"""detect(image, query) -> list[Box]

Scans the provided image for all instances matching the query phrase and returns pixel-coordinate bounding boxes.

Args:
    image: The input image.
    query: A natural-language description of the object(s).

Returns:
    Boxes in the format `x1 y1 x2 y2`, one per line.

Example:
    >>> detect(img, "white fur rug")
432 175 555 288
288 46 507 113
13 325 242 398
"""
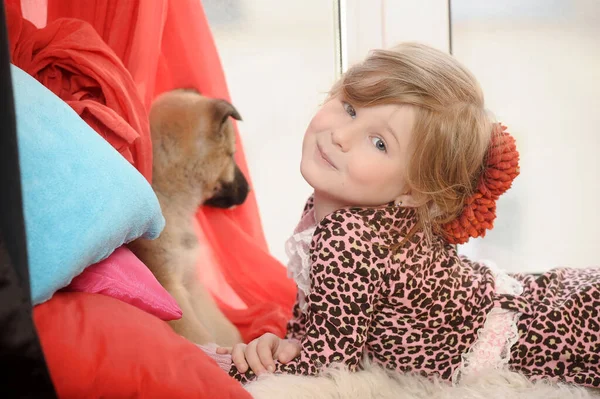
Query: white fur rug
245 364 600 399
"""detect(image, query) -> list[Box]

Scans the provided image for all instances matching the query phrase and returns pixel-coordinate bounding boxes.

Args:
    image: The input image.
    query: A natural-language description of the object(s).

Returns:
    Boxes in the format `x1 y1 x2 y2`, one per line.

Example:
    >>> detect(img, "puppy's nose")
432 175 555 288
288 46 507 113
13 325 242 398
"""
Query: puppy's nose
232 166 250 203
203 166 249 209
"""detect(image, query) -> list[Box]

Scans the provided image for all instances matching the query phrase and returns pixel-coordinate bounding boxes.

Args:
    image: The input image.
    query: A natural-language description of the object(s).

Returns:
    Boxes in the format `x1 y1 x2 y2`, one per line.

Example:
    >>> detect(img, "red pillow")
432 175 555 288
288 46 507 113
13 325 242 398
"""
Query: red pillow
34 292 251 399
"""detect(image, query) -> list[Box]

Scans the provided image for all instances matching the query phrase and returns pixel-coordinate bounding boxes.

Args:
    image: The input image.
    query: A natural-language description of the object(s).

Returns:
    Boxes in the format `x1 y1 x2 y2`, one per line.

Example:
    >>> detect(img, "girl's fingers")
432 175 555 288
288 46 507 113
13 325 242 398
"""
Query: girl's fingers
256 335 277 373
231 344 248 373
277 340 302 363
216 346 232 355
244 339 267 376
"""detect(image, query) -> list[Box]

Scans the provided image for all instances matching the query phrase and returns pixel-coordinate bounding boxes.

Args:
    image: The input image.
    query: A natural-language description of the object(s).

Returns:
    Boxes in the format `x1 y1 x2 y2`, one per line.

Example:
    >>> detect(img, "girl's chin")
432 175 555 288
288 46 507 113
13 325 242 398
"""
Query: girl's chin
300 163 332 191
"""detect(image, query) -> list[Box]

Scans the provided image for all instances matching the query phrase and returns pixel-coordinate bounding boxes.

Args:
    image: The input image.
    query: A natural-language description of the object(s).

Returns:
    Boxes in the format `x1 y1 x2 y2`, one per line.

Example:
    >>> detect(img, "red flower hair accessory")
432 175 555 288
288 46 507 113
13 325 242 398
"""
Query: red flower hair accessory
442 124 520 244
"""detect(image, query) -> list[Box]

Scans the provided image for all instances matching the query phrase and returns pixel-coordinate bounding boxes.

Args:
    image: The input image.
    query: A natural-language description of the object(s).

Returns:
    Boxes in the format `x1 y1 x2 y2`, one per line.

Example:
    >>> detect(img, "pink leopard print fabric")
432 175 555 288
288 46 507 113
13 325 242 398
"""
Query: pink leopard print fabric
229 198 600 388
509 269 600 387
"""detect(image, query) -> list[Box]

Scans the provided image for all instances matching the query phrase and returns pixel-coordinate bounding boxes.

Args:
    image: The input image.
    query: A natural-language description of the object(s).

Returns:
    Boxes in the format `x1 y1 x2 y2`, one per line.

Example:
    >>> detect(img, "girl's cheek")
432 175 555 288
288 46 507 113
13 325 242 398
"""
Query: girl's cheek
346 157 375 184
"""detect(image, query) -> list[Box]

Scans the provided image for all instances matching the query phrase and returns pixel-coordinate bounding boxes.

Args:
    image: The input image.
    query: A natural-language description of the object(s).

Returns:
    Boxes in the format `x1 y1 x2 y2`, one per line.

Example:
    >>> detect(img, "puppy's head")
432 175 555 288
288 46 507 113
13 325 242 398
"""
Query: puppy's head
149 89 249 208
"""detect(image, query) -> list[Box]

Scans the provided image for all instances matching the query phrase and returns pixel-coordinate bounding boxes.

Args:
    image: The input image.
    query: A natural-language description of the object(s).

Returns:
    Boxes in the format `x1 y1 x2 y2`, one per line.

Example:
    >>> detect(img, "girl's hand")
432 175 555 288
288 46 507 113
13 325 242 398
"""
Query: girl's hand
216 333 301 375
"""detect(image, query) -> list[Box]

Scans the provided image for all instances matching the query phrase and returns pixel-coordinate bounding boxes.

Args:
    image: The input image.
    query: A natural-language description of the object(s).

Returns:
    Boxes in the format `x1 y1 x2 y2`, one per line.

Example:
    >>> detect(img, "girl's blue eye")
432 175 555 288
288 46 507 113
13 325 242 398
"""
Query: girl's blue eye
343 102 356 118
371 137 387 152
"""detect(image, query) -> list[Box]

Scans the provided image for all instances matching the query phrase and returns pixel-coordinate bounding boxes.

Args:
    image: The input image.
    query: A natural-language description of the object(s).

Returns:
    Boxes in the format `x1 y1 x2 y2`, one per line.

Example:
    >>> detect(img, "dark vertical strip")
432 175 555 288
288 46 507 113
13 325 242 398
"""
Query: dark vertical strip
0 3 29 292
448 0 453 54
334 0 344 77
0 2 58 397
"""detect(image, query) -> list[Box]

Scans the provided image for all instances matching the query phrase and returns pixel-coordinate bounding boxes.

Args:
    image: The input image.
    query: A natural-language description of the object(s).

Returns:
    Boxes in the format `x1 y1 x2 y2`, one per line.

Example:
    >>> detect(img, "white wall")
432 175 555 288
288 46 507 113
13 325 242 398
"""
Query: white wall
451 0 600 271
342 0 449 64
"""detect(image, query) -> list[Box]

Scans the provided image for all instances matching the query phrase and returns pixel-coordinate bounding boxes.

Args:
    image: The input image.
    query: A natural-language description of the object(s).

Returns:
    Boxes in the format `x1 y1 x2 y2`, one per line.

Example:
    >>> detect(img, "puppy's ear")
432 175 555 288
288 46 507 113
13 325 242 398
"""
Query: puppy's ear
212 99 243 130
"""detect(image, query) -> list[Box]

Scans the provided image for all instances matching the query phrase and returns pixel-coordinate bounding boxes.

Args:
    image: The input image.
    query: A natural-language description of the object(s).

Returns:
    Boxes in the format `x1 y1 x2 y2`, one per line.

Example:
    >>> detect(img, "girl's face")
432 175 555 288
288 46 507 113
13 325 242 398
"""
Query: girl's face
301 96 416 209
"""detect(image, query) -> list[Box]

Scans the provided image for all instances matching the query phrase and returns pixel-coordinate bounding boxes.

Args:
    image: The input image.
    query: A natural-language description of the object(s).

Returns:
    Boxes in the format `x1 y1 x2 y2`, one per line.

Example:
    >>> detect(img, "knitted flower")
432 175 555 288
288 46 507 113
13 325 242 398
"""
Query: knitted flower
442 124 520 244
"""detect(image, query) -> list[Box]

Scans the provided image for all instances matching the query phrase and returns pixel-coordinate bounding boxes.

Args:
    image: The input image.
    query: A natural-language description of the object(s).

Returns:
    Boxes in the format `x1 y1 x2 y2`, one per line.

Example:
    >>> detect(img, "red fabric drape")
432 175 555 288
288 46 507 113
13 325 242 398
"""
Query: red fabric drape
5 0 152 182
19 0 297 341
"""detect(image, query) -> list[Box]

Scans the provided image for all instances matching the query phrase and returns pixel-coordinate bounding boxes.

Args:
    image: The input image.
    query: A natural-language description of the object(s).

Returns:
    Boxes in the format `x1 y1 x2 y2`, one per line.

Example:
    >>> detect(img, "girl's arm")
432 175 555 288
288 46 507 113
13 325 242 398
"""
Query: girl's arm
230 210 388 382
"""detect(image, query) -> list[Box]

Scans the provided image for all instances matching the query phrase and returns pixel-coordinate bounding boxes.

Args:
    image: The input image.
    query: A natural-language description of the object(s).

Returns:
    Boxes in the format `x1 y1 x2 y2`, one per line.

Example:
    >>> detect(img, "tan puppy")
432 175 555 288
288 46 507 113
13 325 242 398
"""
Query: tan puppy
130 89 248 347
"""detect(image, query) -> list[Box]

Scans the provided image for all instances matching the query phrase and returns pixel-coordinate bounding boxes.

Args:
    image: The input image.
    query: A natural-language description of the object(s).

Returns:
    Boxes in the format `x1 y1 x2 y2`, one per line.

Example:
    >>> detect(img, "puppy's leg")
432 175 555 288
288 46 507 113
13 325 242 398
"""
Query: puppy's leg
187 279 242 347
165 282 215 345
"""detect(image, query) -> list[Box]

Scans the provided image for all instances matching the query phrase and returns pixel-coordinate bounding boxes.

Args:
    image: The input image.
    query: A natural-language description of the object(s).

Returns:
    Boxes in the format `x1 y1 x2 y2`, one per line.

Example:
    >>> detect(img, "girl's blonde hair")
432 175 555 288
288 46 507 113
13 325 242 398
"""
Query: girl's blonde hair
330 42 494 237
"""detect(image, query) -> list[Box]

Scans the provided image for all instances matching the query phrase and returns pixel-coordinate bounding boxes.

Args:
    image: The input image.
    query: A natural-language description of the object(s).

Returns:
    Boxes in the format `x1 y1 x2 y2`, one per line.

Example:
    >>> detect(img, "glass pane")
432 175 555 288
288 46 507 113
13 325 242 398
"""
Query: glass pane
451 0 600 272
204 0 338 263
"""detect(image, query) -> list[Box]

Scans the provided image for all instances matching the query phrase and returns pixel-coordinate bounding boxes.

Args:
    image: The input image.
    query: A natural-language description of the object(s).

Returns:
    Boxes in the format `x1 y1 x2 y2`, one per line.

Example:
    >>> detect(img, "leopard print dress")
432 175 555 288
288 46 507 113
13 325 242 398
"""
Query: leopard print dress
229 198 600 388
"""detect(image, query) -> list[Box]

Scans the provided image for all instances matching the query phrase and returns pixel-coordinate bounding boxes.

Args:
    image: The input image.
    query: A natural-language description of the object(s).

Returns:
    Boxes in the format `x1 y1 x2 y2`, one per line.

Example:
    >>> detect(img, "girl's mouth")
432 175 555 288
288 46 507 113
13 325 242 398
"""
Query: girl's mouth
317 143 337 169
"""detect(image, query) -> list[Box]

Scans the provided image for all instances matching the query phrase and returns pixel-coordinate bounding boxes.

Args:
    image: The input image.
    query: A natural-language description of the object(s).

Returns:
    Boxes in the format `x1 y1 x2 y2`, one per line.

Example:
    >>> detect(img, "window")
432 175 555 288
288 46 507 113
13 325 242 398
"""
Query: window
205 0 338 262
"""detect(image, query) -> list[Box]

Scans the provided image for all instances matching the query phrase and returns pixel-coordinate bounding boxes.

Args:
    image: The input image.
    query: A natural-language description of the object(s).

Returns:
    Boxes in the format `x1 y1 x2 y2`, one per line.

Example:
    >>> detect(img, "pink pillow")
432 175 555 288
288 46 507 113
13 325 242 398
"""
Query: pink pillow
64 246 182 320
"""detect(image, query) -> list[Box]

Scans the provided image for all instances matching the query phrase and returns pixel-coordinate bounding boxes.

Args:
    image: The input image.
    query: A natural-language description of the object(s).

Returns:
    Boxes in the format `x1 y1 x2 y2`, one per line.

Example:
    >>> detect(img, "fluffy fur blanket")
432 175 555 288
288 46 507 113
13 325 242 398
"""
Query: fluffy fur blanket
245 364 600 399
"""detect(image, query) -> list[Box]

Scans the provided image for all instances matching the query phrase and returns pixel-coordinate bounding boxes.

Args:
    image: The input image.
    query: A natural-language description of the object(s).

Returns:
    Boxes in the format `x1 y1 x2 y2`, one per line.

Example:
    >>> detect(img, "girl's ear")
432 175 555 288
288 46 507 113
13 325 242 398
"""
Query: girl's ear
394 192 419 208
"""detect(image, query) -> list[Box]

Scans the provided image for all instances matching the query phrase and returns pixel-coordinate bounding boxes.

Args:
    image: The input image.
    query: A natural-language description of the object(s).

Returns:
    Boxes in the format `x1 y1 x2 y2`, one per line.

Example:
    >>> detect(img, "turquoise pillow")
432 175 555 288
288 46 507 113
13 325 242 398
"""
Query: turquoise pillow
11 64 165 304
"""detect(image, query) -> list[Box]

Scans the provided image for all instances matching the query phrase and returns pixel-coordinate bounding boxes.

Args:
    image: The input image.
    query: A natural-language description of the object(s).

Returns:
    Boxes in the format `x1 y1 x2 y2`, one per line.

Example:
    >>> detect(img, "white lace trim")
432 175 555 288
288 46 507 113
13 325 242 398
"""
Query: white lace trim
285 226 316 312
452 260 523 385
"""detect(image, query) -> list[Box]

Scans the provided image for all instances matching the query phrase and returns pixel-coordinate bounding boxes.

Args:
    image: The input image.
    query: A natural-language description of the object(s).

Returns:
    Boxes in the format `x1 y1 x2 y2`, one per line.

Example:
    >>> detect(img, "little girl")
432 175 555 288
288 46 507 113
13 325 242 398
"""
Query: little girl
210 42 600 388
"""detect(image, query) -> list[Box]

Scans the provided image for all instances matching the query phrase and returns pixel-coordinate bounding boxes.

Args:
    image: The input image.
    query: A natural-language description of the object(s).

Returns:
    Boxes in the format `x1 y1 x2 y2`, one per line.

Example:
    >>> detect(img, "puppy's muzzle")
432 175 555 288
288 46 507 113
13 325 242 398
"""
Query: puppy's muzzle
204 165 250 209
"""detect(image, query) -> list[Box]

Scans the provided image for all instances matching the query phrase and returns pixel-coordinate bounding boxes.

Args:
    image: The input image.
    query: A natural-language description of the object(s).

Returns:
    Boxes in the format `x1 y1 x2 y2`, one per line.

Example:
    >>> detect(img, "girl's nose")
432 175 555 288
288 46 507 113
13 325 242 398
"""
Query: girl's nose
331 125 356 152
